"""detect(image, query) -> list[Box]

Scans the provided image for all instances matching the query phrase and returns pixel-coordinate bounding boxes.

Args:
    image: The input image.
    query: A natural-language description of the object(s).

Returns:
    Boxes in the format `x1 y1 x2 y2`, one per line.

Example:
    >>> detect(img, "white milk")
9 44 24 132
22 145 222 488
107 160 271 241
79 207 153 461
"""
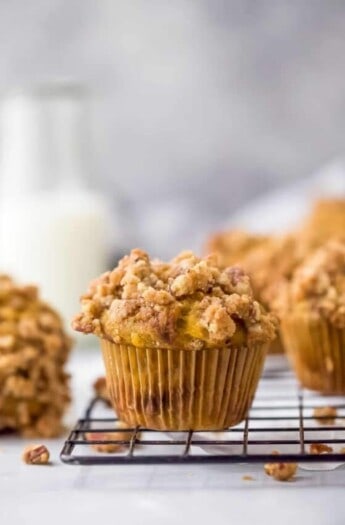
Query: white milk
0 85 110 336
0 190 108 325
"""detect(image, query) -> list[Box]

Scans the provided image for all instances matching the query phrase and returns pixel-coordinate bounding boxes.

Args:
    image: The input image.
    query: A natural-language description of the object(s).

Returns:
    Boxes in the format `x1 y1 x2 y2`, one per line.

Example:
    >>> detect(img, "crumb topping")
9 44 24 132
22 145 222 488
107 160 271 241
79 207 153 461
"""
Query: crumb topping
300 199 345 248
0 275 72 437
205 230 304 313
286 239 345 328
241 235 303 306
205 230 270 268
73 249 276 350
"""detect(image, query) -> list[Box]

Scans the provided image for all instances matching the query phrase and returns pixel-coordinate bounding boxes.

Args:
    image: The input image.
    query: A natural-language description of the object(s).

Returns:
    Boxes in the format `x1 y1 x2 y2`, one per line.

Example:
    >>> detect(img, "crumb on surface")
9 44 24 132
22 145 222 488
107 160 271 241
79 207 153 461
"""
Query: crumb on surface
313 406 338 425
309 443 334 455
85 421 135 454
242 475 255 481
22 444 50 465
264 461 298 481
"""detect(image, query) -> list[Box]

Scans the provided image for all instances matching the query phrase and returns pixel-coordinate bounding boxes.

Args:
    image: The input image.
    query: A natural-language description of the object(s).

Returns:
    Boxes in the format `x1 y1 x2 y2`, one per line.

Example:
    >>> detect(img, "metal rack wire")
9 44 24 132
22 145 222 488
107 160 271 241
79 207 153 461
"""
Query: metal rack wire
60 370 345 465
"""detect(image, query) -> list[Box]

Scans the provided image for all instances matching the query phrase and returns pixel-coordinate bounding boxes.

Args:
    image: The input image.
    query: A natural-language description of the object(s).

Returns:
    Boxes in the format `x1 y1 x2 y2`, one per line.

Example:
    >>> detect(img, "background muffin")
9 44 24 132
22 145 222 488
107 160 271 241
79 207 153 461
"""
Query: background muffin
0 276 72 437
280 239 345 394
205 230 302 354
205 230 271 268
73 249 276 430
299 199 345 249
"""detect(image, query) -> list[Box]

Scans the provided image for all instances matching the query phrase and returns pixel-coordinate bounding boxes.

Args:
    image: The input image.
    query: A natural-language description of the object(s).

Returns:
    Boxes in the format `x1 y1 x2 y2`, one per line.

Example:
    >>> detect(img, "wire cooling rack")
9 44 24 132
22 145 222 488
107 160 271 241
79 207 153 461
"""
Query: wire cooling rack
60 369 345 465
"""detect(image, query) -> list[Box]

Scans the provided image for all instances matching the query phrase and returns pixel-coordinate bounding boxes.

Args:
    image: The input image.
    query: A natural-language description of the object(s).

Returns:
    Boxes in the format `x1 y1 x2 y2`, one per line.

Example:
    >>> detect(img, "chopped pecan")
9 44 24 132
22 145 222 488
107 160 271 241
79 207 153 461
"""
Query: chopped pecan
22 444 50 464
264 462 298 481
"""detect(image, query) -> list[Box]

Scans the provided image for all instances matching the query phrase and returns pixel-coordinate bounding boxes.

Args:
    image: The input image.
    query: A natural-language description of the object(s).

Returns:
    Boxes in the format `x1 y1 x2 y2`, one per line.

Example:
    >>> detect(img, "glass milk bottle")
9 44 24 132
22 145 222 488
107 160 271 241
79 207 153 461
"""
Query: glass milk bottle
0 84 109 338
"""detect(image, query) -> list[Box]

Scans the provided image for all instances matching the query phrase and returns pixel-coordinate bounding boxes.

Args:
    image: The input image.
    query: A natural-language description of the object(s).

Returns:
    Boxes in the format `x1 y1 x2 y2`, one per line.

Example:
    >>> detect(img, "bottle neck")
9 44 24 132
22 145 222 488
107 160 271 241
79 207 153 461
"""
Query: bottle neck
0 85 87 197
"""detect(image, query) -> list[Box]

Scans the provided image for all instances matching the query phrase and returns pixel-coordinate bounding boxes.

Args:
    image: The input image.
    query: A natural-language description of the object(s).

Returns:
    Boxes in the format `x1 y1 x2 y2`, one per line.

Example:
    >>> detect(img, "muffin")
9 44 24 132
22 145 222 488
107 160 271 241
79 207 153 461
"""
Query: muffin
0 275 72 437
299 199 345 249
205 231 302 355
205 230 271 268
280 239 345 394
73 249 276 430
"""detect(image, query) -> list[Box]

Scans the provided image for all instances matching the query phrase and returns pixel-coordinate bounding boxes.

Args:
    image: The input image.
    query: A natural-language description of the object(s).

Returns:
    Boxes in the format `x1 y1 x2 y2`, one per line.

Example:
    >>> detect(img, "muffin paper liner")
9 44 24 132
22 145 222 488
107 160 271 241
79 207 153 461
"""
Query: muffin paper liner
101 341 267 430
281 314 345 394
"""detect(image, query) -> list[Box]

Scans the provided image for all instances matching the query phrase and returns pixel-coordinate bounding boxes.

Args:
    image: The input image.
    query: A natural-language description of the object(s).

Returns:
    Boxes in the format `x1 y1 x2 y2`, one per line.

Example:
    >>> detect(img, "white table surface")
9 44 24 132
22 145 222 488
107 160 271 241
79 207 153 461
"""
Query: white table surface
1 348 345 525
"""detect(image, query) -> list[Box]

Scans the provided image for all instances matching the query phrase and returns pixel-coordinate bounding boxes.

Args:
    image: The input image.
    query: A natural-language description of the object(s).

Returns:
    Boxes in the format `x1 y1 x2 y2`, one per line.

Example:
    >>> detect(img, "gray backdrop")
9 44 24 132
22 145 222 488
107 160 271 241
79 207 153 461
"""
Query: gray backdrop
1 0 344 255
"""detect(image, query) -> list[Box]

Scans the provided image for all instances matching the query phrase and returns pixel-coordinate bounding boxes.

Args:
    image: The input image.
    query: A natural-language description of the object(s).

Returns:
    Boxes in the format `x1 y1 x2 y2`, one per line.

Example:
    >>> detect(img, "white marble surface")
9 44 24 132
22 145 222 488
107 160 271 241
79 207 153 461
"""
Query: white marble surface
1 348 345 525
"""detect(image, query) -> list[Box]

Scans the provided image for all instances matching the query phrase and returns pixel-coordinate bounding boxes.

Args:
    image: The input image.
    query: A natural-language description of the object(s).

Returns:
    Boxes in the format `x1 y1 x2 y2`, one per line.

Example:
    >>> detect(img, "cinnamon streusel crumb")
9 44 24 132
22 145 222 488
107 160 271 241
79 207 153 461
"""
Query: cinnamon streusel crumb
0 275 72 437
309 443 333 455
313 406 337 425
73 249 277 350
264 461 298 481
205 230 304 315
285 239 345 328
205 230 271 268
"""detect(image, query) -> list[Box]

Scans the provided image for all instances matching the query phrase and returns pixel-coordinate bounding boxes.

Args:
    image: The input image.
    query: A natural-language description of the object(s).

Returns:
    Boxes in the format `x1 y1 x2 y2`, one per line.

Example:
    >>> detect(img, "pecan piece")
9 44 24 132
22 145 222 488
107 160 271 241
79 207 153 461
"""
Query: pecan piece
264 462 298 481
309 443 333 455
22 444 50 465
313 406 337 425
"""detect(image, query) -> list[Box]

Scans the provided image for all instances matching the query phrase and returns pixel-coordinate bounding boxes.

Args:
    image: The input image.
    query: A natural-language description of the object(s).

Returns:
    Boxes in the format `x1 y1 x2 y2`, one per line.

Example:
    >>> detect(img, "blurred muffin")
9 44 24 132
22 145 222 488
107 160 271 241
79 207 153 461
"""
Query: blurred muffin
73 249 276 430
280 239 345 394
205 231 303 354
300 199 345 248
0 276 72 437
205 230 271 268
242 235 303 306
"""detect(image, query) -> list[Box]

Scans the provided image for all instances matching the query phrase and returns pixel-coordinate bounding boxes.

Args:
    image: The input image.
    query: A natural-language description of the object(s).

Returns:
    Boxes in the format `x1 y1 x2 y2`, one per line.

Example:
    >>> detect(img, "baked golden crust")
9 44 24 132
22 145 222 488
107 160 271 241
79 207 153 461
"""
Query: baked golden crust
73 249 277 350
0 275 72 437
282 239 345 328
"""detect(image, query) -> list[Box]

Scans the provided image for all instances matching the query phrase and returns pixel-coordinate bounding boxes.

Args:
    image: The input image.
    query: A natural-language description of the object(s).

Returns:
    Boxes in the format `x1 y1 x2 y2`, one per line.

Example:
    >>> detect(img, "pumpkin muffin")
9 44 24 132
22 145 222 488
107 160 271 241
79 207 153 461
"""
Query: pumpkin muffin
205 230 271 268
280 239 345 394
299 199 345 249
0 275 72 437
205 231 303 354
73 249 276 430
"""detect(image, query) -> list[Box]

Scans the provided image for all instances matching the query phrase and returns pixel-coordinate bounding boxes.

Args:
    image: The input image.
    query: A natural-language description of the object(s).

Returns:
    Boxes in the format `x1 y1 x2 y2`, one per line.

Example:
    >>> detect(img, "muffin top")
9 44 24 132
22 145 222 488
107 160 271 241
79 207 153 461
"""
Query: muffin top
0 275 72 437
205 229 271 268
242 234 304 308
73 249 277 350
283 239 345 328
206 229 303 311
300 199 345 248
0 275 72 359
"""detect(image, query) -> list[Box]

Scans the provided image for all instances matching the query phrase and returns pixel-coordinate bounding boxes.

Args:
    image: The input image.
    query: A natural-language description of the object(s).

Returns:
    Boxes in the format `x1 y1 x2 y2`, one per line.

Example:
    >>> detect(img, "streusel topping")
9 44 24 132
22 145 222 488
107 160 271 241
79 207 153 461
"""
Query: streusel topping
205 230 304 312
243 234 305 309
0 275 72 437
73 249 276 350
205 230 271 268
300 199 345 249
285 239 345 328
